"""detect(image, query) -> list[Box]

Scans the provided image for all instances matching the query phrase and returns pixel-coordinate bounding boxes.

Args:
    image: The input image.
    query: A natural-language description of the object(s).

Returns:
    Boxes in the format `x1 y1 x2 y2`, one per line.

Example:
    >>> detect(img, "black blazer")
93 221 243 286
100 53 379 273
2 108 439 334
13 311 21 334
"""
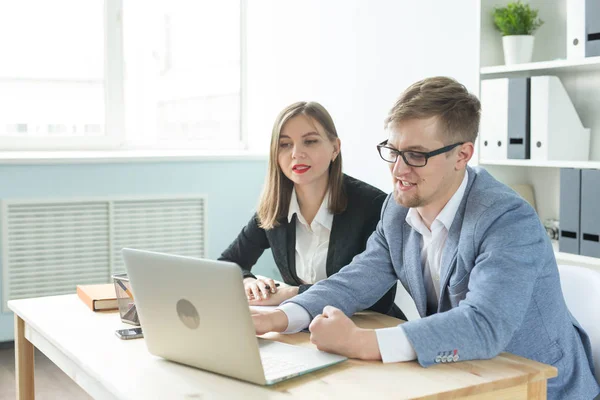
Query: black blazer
219 174 403 318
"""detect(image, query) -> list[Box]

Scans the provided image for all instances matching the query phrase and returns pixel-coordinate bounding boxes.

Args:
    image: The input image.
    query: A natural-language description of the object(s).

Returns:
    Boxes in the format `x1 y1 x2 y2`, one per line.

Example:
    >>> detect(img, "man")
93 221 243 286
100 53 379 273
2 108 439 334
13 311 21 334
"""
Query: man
252 76 600 399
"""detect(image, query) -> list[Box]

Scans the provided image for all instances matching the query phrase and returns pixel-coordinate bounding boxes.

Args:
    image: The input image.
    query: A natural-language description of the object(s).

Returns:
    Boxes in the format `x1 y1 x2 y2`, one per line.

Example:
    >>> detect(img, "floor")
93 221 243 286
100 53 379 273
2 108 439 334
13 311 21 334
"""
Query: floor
0 343 91 400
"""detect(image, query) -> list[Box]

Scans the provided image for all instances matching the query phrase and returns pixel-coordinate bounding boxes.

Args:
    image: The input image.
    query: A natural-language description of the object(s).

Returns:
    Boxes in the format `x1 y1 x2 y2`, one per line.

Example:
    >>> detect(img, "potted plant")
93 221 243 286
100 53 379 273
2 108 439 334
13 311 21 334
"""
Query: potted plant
493 1 544 65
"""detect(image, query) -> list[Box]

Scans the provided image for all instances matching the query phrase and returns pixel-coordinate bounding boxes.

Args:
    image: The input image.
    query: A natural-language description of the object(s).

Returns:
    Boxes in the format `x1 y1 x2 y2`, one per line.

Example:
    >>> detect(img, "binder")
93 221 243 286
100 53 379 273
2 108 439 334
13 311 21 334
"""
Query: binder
588 0 600 57
479 79 508 161
530 76 590 161
559 168 581 255
567 0 600 59
507 78 530 160
580 169 600 257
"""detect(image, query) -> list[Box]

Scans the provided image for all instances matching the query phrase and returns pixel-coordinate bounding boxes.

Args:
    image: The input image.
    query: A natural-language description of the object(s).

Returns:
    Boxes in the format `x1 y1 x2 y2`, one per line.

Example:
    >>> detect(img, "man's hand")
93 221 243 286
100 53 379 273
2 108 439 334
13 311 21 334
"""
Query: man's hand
308 306 382 361
248 286 299 306
251 309 289 335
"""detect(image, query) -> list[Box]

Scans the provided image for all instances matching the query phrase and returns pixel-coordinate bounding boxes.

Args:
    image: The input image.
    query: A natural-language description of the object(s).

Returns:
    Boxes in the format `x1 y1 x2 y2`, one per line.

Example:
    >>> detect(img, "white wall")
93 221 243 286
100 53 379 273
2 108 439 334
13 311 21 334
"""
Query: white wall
245 1 481 320
246 0 481 193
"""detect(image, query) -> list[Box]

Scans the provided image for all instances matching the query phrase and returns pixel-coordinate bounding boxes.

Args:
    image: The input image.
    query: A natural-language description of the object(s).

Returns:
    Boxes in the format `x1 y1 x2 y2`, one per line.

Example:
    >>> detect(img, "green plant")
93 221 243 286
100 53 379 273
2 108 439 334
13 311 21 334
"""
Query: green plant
493 1 544 36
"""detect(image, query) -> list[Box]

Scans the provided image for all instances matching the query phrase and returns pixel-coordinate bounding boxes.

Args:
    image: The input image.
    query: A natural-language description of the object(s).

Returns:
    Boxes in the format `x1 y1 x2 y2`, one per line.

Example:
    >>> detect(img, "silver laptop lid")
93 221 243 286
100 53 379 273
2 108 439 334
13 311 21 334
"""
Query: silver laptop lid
122 248 267 385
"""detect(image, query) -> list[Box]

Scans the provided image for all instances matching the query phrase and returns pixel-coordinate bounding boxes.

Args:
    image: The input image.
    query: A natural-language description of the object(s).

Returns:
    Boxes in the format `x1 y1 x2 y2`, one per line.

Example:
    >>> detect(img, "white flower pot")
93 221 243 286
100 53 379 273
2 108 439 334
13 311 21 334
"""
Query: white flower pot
502 35 535 65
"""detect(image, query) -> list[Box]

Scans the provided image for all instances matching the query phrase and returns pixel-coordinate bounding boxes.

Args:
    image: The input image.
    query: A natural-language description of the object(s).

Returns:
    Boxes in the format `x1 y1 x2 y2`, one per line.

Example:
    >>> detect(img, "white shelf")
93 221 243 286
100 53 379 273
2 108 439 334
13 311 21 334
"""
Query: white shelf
555 251 600 268
479 159 600 169
480 56 600 79
552 242 600 269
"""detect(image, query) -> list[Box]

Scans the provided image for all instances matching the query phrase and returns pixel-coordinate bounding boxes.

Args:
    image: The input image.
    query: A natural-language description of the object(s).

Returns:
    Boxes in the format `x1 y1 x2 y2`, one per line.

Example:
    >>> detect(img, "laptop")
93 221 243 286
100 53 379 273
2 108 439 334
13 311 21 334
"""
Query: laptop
122 248 347 385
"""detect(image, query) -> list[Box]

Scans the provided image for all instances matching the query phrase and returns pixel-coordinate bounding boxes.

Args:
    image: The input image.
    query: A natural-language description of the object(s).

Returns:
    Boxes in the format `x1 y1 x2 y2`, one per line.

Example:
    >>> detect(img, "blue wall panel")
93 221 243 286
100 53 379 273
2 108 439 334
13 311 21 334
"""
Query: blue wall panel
0 160 279 341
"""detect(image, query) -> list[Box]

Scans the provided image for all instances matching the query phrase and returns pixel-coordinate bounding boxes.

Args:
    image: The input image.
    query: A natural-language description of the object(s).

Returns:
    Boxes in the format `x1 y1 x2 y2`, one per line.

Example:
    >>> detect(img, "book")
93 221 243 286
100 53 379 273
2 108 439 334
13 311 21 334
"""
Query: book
77 283 118 311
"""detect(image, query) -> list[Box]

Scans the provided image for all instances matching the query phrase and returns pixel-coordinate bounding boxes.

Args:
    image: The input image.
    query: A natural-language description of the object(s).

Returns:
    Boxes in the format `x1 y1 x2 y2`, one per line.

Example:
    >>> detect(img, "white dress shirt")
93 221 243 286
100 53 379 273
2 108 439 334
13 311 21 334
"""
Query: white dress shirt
377 170 469 362
405 170 469 313
279 171 470 363
287 189 333 285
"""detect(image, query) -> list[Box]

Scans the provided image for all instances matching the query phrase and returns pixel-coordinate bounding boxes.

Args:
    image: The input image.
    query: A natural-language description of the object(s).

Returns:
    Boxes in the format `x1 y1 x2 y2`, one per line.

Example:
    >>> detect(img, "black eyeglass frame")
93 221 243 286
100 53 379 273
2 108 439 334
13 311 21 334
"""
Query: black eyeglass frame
376 140 465 167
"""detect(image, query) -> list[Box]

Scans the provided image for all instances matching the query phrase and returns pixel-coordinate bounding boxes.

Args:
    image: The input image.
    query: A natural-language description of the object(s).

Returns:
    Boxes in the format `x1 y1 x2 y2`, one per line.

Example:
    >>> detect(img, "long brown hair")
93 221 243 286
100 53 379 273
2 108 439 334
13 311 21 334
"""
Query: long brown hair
257 101 346 229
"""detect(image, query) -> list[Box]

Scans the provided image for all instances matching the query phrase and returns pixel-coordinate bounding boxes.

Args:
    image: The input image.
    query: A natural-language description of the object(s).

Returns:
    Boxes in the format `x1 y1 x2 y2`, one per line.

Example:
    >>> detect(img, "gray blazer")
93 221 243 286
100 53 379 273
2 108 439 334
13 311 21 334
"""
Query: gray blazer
286 166 600 399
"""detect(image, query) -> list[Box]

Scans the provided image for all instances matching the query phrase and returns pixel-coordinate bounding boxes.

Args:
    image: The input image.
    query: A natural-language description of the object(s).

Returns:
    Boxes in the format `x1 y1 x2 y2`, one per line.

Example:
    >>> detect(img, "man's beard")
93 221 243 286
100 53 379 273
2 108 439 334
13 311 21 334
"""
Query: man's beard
393 188 423 208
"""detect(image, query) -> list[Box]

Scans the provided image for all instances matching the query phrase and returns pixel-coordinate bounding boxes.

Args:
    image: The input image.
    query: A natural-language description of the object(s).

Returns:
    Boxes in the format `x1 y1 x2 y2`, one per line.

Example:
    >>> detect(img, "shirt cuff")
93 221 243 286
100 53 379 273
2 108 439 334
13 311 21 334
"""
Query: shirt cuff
375 325 417 363
277 303 311 334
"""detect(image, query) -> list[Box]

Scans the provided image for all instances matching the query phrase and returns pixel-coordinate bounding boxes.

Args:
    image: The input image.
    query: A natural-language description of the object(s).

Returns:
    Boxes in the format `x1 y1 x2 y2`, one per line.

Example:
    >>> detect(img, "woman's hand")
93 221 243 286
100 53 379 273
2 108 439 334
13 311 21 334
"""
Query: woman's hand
248 286 300 306
243 277 278 301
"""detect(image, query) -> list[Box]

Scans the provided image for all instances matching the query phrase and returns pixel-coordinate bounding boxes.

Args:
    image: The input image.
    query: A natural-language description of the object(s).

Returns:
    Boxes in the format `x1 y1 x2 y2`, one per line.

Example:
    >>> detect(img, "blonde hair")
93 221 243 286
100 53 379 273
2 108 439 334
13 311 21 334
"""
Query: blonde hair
384 76 481 144
257 101 346 229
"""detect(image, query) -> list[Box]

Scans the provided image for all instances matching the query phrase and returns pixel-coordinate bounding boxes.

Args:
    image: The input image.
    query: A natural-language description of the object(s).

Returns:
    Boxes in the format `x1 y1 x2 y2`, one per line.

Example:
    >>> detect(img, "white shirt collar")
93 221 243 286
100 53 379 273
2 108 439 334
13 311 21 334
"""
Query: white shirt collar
287 188 334 230
405 170 469 235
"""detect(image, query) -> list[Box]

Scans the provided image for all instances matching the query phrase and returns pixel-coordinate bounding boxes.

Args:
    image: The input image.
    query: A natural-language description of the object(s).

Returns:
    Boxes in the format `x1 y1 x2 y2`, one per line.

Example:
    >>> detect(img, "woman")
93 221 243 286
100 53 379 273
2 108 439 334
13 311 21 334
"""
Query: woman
219 101 403 318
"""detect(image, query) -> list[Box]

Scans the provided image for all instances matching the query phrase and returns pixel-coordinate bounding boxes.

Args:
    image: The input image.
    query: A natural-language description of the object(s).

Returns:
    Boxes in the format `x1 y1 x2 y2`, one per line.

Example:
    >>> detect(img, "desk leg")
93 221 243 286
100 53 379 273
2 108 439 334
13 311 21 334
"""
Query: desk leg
527 380 547 399
14 314 35 400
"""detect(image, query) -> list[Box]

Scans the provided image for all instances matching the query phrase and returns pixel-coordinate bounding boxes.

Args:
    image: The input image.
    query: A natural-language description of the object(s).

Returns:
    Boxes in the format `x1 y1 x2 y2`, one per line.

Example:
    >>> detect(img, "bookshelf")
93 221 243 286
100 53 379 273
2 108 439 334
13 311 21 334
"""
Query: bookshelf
479 0 600 269
479 159 600 169
480 56 600 78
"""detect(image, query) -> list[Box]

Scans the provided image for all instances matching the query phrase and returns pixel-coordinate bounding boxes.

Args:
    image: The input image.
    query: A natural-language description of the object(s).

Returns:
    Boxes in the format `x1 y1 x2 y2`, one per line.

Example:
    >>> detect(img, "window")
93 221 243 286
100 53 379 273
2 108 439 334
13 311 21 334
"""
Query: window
122 1 242 149
0 0 242 151
0 1 109 149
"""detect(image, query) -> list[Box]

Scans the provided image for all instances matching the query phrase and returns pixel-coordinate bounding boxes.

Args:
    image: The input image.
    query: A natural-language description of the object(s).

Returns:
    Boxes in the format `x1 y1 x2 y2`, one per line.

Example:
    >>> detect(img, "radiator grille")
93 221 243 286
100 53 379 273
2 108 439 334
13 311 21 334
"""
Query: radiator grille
2 196 206 311
111 198 206 274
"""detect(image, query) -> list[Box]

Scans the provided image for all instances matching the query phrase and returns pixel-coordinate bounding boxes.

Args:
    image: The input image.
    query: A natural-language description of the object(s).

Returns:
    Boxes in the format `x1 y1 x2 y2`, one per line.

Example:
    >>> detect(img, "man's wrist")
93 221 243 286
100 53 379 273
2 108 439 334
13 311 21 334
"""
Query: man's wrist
355 328 382 361
271 310 289 333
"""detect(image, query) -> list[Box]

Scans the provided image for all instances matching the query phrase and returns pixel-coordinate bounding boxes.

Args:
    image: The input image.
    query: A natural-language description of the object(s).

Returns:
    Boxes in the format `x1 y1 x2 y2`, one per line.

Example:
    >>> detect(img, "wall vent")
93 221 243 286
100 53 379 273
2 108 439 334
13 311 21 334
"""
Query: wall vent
2 196 206 311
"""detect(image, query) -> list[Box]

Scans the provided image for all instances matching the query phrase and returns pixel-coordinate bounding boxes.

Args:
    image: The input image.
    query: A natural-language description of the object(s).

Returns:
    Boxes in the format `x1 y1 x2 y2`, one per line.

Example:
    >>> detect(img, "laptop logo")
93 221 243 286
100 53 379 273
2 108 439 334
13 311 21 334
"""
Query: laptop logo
176 299 200 329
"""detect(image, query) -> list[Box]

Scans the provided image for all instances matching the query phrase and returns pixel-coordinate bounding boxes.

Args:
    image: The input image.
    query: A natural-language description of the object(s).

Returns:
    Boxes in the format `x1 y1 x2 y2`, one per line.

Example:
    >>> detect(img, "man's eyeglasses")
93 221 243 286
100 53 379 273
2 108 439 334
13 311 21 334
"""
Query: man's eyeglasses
376 140 464 167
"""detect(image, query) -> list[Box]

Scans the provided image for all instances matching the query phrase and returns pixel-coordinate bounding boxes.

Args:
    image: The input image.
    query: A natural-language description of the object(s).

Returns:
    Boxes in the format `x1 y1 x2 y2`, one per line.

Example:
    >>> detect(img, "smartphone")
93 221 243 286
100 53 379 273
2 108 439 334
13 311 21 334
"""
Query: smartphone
115 327 143 340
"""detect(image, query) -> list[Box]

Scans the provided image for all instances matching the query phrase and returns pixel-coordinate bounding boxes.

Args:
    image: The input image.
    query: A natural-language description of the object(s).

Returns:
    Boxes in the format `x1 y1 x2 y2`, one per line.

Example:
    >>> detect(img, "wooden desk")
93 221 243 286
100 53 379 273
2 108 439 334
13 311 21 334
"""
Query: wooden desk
9 295 557 399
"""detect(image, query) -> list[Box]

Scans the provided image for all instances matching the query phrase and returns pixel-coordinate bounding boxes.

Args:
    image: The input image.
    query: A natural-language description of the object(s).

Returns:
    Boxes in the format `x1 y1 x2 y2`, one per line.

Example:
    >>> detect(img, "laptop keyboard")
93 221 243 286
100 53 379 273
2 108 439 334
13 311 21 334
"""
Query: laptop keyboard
261 355 310 378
